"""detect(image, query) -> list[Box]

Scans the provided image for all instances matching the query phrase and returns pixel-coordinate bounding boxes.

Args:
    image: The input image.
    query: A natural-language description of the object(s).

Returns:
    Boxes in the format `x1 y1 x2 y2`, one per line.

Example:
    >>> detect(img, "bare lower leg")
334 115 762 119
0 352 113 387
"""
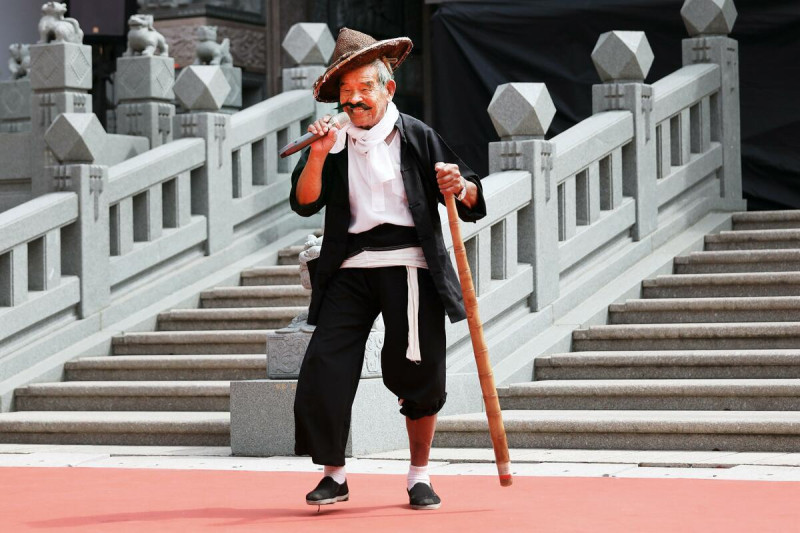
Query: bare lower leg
407 414 437 466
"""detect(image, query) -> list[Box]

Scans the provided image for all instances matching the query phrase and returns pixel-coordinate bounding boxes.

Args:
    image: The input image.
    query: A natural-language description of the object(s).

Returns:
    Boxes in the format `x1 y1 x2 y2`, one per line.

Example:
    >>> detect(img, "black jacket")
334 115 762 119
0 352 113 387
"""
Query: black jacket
290 112 487 324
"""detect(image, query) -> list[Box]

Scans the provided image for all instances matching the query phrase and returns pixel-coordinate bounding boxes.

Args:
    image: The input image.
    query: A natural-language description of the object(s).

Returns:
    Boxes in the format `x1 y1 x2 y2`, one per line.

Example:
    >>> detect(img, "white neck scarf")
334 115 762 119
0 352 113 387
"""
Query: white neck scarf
330 101 400 212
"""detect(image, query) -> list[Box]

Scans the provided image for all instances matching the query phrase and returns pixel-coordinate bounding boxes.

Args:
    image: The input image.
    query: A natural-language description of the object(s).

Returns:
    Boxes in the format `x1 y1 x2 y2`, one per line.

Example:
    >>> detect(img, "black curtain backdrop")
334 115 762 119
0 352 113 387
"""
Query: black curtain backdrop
431 0 800 210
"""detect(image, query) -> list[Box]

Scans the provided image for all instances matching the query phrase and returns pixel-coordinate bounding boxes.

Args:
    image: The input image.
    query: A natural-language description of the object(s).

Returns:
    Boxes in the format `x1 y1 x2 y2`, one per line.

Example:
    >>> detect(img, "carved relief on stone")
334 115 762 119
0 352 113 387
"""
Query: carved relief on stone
125 15 169 57
154 19 265 71
38 2 84 44
9 44 30 79
194 25 232 65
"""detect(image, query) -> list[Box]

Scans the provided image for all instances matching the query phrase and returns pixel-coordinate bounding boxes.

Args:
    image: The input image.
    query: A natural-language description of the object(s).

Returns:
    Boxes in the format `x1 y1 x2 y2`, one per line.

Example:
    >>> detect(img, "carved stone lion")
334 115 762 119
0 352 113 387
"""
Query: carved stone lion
194 26 232 66
124 14 169 57
8 44 30 79
38 2 84 44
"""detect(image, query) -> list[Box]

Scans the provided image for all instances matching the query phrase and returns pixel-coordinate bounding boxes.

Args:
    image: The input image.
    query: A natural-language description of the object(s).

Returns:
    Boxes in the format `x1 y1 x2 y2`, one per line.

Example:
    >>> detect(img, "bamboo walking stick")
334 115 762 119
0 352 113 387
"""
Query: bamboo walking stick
445 193 512 487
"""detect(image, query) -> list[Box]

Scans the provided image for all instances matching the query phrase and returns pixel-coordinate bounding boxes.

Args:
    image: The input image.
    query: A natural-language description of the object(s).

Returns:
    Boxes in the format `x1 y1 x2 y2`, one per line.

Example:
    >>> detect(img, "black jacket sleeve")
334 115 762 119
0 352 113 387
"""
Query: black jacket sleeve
289 148 328 217
425 128 487 223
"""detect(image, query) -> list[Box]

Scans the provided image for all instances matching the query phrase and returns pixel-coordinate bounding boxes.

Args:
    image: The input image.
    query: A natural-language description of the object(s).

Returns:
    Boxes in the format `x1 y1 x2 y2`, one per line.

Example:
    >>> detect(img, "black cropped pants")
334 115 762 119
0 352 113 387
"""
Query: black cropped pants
293 266 447 466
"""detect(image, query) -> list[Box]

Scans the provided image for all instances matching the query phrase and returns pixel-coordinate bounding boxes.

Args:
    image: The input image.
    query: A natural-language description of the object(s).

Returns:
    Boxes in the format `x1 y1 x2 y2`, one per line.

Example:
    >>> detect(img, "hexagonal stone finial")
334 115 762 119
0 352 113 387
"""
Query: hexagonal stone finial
282 23 335 66
592 31 654 83
488 83 556 140
174 65 231 111
45 113 106 163
681 0 737 37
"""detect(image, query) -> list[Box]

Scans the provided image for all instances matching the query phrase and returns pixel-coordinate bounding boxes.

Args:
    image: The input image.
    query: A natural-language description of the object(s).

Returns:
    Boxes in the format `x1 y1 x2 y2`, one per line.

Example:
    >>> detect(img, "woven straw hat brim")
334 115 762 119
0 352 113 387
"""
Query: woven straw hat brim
313 37 413 103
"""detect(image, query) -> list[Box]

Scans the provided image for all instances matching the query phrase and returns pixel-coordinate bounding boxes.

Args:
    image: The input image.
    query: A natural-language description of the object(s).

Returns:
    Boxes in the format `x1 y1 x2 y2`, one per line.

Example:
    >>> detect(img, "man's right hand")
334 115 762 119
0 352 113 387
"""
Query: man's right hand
308 115 340 155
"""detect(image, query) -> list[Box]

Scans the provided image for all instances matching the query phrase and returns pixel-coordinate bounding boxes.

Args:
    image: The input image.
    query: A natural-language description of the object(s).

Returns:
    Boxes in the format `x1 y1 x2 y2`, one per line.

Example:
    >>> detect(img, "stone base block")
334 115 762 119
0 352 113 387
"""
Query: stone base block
116 55 175 102
0 79 31 121
30 43 92 91
282 66 326 92
230 372 482 457
0 120 30 133
266 328 383 379
32 91 92 130
116 102 175 147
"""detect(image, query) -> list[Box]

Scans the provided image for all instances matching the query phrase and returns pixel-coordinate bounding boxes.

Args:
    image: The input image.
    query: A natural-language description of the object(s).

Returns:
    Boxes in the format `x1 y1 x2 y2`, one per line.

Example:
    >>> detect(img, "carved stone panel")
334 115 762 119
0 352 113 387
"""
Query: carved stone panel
154 17 266 72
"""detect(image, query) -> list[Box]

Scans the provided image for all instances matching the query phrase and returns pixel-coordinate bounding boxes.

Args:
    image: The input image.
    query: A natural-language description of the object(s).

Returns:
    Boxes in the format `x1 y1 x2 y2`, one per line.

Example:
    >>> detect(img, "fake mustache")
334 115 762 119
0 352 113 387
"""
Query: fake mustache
342 102 372 111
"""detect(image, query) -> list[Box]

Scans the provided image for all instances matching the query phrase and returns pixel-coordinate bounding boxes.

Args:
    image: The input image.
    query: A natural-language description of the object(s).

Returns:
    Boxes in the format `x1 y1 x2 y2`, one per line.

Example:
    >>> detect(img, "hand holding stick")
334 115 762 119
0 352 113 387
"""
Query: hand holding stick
444 192 512 487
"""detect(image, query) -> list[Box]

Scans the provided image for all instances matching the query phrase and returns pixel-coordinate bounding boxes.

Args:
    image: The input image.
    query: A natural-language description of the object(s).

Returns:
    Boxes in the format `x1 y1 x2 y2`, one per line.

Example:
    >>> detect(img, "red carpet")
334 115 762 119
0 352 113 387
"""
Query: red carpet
1 467 799 532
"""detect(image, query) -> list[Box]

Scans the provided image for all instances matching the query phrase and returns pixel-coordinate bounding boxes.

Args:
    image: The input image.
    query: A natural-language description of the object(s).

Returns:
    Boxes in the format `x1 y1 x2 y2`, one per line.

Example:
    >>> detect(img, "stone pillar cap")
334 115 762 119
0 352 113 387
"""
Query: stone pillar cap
592 31 654 83
174 65 231 111
681 0 738 37
282 23 335 66
488 82 556 140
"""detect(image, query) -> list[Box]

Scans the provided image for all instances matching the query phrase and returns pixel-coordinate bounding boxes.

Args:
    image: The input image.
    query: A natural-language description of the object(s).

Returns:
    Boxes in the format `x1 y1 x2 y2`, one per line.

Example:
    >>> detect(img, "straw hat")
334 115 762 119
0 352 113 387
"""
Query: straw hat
313 27 413 103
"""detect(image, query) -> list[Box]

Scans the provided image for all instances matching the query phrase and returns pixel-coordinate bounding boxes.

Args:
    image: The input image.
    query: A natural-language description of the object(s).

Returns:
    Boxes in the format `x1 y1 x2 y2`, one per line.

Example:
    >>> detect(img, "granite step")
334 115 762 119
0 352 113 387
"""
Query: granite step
65 355 266 381
732 210 800 231
572 323 800 351
609 296 800 324
157 307 305 331
0 411 230 446
199 286 311 308
705 228 800 251
534 350 800 380
112 331 271 355
498 379 800 411
277 245 305 265
14 381 231 411
642 272 800 298
673 250 800 274
240 265 301 286
433 410 800 452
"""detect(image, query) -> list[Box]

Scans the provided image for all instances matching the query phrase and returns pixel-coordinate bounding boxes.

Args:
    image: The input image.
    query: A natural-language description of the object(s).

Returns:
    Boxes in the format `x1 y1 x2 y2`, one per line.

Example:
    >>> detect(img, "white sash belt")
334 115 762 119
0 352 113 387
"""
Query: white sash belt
340 247 428 363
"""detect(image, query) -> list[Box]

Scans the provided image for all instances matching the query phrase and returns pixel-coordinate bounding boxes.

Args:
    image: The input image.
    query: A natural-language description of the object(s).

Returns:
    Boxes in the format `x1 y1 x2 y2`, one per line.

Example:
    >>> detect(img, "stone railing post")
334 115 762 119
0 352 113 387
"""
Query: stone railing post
44 113 110 317
172 65 233 255
591 31 657 241
487 83 558 311
681 0 742 209
115 34 176 147
281 23 336 117
28 39 93 198
281 23 333 92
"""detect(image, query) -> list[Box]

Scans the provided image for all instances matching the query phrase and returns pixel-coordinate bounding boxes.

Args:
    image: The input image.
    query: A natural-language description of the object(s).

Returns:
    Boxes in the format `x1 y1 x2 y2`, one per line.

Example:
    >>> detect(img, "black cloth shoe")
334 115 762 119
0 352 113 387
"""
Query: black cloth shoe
306 476 349 505
408 482 441 510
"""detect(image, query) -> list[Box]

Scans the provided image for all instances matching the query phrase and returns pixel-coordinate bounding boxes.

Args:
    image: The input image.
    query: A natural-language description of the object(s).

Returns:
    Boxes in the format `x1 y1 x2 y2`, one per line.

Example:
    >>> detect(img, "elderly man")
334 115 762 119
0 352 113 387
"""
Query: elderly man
290 27 486 510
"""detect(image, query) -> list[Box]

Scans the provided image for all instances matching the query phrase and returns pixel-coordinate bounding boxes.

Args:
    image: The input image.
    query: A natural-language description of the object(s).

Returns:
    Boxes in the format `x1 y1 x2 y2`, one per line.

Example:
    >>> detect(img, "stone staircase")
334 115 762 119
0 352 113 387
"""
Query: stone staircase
0 245 309 445
435 211 800 452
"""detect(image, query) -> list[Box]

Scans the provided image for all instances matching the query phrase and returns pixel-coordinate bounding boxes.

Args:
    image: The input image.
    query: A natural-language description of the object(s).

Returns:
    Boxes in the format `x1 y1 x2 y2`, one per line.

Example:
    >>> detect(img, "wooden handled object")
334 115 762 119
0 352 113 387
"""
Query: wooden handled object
445 194 512 487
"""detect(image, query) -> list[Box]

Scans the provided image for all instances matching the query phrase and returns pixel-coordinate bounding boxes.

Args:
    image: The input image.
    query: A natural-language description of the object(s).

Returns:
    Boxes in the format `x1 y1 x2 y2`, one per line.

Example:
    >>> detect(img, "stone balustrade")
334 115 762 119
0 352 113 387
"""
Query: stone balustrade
0 1 745 406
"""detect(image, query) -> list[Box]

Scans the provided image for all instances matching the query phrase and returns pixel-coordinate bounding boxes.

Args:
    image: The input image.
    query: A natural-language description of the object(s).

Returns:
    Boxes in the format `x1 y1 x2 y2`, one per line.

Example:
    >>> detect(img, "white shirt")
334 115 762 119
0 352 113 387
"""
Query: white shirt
347 129 415 233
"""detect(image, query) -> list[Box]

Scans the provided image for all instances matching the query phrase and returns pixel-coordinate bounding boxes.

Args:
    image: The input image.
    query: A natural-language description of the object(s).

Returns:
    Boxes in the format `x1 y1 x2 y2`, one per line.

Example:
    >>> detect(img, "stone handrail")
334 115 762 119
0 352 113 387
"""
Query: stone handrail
106 138 207 291
0 193 79 341
228 90 317 228
484 5 742 313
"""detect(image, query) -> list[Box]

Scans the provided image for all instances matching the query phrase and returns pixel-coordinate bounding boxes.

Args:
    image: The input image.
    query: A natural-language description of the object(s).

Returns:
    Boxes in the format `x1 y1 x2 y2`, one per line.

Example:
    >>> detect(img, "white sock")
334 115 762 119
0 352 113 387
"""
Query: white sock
323 465 346 484
407 464 430 490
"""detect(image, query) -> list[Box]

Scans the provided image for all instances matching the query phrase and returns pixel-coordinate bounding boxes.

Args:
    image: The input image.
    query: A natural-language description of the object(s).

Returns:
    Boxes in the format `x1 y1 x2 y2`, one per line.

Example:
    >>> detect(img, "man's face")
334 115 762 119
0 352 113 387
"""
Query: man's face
339 63 396 129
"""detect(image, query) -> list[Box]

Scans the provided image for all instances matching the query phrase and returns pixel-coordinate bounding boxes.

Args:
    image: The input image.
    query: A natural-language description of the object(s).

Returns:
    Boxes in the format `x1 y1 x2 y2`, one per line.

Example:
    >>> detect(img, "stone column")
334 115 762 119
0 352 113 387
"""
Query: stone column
44 113 110 318
591 31 657 241
28 41 93 198
281 23 336 117
680 0 743 209
487 83 558 311
172 65 233 255
115 55 176 147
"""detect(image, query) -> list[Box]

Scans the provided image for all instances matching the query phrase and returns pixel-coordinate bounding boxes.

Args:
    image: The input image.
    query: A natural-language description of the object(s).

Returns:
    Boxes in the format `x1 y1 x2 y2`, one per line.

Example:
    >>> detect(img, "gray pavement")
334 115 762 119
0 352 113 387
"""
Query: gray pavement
2 444 800 482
